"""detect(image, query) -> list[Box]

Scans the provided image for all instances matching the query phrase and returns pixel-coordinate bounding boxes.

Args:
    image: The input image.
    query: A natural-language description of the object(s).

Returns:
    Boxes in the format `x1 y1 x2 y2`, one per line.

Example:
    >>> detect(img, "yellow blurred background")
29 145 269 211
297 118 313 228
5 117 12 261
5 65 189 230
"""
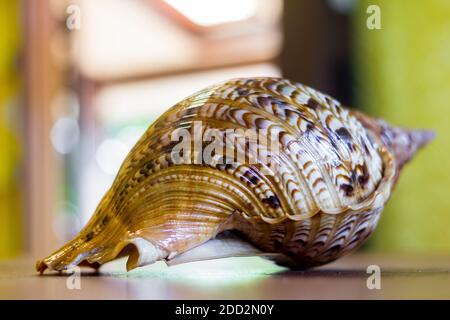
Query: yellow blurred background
0 0 449 260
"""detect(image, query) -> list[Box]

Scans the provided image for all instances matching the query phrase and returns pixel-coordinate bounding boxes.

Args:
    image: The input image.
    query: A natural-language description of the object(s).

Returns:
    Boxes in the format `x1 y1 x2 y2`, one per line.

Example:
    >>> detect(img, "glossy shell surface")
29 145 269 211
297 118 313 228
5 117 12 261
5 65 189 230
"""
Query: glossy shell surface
37 77 431 273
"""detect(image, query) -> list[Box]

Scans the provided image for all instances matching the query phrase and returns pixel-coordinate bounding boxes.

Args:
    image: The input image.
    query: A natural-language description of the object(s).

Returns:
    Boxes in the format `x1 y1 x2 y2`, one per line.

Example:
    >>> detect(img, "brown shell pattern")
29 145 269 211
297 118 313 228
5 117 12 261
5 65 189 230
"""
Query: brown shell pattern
37 77 426 273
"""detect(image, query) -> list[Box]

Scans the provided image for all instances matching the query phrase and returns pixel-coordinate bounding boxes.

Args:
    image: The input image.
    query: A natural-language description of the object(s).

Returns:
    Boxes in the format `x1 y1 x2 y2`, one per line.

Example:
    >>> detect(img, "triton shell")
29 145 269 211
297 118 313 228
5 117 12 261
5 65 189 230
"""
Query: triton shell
36 77 434 273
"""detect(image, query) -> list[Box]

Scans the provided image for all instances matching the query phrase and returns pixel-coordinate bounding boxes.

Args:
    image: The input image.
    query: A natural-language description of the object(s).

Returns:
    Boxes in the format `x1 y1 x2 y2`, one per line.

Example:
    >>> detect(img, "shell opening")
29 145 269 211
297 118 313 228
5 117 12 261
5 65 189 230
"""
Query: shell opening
114 237 169 272
118 243 141 272
36 236 169 274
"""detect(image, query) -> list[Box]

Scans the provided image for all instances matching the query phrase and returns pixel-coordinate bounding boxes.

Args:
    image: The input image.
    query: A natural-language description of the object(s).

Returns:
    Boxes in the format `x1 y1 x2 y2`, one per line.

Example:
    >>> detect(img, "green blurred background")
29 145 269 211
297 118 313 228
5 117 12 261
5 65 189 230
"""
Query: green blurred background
0 0 449 259
0 0 22 258
355 0 450 252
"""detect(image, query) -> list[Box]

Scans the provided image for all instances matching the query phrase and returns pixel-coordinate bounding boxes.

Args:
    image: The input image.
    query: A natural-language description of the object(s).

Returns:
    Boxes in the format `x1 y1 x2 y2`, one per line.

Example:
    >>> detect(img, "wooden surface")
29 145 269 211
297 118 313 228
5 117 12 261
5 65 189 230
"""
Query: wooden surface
1 253 450 299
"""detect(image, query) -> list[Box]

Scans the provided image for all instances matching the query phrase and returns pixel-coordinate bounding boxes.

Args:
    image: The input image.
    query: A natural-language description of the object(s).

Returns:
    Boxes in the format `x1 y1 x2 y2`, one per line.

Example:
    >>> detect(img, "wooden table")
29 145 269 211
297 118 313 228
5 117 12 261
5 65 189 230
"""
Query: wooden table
1 253 450 299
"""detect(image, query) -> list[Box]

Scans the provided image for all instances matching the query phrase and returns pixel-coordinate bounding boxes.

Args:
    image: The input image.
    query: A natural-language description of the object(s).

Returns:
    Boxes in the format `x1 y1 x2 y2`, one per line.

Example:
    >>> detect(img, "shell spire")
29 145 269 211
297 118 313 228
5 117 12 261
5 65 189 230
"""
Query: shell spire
379 126 435 170
351 110 435 170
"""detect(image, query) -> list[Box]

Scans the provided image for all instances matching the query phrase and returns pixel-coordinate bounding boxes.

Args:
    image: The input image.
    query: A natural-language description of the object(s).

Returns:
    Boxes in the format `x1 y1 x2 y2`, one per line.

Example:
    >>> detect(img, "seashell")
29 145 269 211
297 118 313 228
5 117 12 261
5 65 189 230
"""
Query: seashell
36 77 434 273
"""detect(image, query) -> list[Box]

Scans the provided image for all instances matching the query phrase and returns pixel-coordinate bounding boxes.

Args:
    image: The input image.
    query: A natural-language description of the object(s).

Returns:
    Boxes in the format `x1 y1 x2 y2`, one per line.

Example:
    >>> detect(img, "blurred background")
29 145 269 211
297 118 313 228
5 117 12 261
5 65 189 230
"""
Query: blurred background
0 0 448 261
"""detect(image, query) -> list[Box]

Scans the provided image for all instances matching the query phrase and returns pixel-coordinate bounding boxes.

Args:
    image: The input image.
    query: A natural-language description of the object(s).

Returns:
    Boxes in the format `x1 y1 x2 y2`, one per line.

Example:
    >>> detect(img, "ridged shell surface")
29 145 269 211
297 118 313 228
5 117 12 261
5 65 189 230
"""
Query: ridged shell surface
37 77 413 273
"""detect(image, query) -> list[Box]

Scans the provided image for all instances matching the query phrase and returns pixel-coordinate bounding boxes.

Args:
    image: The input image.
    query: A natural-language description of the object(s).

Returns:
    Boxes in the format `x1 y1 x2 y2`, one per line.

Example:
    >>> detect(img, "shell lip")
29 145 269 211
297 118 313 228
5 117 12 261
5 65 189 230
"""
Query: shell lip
36 260 48 274
35 237 170 274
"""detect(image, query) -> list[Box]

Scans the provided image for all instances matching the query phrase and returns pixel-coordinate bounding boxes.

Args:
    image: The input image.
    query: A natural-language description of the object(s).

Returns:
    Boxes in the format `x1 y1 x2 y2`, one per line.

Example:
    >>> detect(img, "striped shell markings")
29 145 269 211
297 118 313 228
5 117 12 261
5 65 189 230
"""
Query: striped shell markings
36 78 434 273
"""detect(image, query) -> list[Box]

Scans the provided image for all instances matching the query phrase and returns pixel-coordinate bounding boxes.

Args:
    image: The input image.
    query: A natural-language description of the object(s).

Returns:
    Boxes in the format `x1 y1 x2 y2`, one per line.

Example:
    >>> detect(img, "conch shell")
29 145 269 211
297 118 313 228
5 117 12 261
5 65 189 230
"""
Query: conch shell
37 78 434 273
